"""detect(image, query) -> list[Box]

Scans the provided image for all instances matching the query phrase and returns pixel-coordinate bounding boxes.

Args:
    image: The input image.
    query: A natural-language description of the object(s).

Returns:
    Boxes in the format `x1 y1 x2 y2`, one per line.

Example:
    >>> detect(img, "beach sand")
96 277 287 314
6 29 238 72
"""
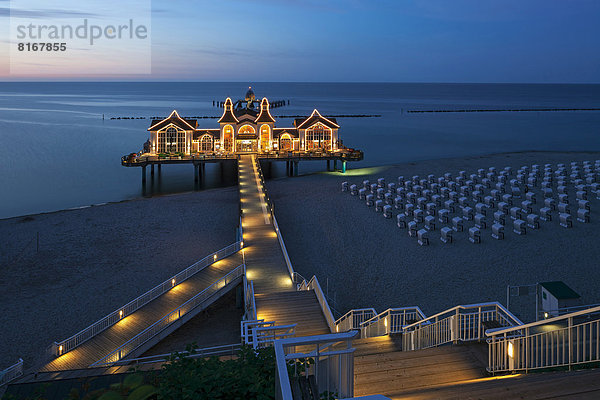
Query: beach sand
0 188 239 369
266 151 600 320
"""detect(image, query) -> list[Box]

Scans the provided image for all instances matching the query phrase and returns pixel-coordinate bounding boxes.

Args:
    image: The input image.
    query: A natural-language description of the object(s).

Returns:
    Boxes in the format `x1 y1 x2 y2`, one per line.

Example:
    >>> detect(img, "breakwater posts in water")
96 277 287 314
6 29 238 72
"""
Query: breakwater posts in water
407 108 600 113
110 114 382 120
213 99 290 108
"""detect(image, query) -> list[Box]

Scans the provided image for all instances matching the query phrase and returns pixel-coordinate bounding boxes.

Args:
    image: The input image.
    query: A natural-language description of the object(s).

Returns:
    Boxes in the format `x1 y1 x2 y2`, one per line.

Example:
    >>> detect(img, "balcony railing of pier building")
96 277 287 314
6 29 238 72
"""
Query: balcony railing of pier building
0 359 23 387
91 264 246 366
401 302 522 351
51 223 244 358
487 305 600 373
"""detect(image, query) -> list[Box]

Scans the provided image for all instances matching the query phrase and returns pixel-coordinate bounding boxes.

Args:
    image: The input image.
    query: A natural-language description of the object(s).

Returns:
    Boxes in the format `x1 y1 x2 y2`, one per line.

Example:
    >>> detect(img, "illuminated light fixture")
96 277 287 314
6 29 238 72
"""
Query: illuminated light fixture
241 241 244 248
336 325 339 332
543 312 549 319
384 317 388 328
507 342 514 358
172 278 176 286
119 310 123 319
59 345 63 354
214 254 217 261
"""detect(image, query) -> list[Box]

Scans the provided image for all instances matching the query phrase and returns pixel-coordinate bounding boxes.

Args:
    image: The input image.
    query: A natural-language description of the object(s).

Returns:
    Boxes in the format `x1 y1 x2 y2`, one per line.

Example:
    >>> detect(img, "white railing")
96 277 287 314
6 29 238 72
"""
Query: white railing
299 276 336 333
275 331 358 400
241 319 296 349
103 343 242 367
487 305 600 373
243 275 257 321
90 264 245 367
402 302 523 351
52 238 243 357
272 214 295 281
0 359 23 387
360 307 427 338
335 308 377 333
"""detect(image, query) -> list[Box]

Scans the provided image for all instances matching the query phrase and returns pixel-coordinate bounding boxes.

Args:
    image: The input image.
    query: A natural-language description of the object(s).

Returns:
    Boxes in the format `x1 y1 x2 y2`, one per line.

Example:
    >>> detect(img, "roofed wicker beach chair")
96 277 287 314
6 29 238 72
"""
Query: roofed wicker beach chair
522 200 533 214
558 193 569 204
397 213 407 228
491 223 504 240
385 192 393 205
576 190 587 200
383 205 393 219
484 195 495 208
526 191 537 204
510 206 523 220
544 197 556 211
377 188 385 200
408 221 418 237
542 188 553 198
417 228 430 246
370 183 378 194
469 227 481 244
540 207 552 222
425 215 436 231
497 201 509 214
375 199 384 212
578 199 590 211
366 194 374 207
414 209 425 223
405 203 415 217
452 216 464 232
462 206 474 221
559 212 573 228
438 208 450 224
362 179 370 189
394 196 404 210
397 176 405 185
444 199 456 213
577 208 590 223
377 177 386 188
431 194 442 207
387 182 397 193
494 210 506 225
342 181 349 192
475 213 487 229
527 214 540 229
426 202 437 216
475 202 489 216
502 193 513 206
359 188 367 200
350 184 358 195
440 227 453 243
558 202 570 214
513 219 526 235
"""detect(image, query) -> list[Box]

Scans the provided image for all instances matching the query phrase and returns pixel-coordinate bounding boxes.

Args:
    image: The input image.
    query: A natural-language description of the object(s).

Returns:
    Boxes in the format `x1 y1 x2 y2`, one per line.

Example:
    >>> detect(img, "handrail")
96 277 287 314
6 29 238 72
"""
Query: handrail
53 238 243 357
403 302 523 331
361 307 427 328
0 358 23 387
359 307 427 338
300 276 336 333
487 304 600 337
335 308 377 332
274 331 358 400
90 264 245 367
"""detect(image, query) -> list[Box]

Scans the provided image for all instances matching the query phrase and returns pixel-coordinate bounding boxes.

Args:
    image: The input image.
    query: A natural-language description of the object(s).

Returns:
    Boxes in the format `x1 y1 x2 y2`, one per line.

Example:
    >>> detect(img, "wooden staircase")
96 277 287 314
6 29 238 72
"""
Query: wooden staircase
354 336 488 398
254 290 330 337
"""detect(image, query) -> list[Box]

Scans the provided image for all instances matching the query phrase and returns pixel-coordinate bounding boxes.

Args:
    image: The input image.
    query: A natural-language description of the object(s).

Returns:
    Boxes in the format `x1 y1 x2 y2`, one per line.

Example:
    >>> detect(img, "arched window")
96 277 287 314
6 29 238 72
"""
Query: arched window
280 133 292 151
200 134 213 152
305 123 331 151
260 125 270 151
159 127 184 153
238 125 255 134
223 125 233 152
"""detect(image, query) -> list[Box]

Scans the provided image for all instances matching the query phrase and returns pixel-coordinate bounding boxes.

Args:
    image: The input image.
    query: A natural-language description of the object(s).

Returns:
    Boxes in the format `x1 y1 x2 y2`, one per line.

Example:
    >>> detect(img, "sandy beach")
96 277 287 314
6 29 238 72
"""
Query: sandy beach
266 151 600 320
0 188 239 369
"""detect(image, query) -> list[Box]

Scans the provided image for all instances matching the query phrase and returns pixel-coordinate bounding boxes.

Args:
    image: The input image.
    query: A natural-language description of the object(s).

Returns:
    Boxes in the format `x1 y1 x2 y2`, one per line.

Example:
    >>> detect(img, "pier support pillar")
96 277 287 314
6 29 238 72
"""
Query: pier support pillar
142 165 147 185
334 160 337 171
342 161 347 173
286 161 290 176
293 161 299 177
158 164 162 173
194 164 199 184
327 160 331 171
151 164 155 177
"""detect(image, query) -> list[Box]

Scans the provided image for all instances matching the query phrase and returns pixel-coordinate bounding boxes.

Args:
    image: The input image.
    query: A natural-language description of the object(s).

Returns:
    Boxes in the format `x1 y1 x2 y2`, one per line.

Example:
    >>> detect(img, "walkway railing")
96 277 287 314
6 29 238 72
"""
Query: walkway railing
487 305 600 373
52 238 243 357
403 302 522 351
275 331 358 400
335 308 377 333
0 359 23 387
298 276 336 333
243 275 257 321
361 307 427 338
241 319 297 349
90 264 246 367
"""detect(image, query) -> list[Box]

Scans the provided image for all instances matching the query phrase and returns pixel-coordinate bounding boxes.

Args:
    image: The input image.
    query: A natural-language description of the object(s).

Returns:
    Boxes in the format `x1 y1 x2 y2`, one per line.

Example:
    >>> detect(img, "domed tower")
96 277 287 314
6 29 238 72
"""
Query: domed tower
245 86 256 108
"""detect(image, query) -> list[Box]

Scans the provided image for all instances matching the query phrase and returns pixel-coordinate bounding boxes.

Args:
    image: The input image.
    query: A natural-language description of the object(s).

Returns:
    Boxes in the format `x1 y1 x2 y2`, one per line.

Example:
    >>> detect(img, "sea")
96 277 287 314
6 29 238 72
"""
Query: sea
1 82 599 219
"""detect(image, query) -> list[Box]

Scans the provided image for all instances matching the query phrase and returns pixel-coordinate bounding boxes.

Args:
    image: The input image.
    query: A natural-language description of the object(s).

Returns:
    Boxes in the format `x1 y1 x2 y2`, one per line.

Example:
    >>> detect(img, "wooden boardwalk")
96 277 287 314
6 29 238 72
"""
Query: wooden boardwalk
38 253 243 372
238 155 330 336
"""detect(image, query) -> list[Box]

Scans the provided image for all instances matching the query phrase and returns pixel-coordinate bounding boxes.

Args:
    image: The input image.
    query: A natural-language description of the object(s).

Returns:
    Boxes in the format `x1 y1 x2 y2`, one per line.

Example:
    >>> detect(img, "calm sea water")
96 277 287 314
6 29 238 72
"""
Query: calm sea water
1 82 599 218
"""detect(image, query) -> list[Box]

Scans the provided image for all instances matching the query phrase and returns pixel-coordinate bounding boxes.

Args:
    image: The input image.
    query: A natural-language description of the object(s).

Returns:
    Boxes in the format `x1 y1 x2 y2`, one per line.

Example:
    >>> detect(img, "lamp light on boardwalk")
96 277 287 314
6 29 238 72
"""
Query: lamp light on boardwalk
119 310 123 319
171 278 175 287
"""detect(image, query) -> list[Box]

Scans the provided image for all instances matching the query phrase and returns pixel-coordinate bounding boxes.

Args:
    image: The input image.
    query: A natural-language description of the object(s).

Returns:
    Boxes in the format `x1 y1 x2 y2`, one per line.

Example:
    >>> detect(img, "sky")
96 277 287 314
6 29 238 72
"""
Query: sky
1 0 599 82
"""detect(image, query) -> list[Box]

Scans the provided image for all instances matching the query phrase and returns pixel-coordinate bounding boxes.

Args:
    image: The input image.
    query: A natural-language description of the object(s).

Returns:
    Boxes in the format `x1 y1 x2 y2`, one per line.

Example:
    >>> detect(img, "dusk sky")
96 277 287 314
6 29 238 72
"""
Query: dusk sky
1 0 600 82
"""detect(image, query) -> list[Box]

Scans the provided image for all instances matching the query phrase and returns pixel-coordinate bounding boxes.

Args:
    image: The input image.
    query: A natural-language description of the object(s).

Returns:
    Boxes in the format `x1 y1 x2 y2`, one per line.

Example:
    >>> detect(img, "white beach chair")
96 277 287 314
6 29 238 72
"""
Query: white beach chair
383 205 393 219
510 206 523 220
577 209 590 223
484 195 495 208
462 206 474 221
452 216 464 232
417 197 427 209
394 196 404 210
578 199 590 211
444 200 456 213
350 184 358 196
558 202 570 214
459 196 470 207
426 202 437 216
576 190 587 201
425 215 436 231
475 213 487 229
527 214 540 229
440 227 454 243
377 177 386 188
385 192 394 205
540 207 552 222
405 203 415 217
497 201 509 214
397 176 405 185
491 223 504 240
558 193 569 204
438 209 450 224
418 229 430 246
408 221 418 237
472 190 483 203
475 203 489 216
469 227 481 244
387 183 397 193
342 182 349 192
375 199 384 212
513 219 526 235
521 200 533 214
414 209 424 223
366 194 374 207
377 188 385 200
490 189 501 201
362 179 370 189
544 197 556 211
502 194 513 206
370 183 378 194
493 210 506 225
526 191 536 204
397 213 407 228
542 188 553 198
431 194 442 207
559 212 573 228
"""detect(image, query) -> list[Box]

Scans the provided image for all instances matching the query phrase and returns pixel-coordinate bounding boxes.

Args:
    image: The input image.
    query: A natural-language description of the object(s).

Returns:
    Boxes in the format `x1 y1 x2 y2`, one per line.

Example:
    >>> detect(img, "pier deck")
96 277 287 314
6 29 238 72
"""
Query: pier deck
238 155 329 336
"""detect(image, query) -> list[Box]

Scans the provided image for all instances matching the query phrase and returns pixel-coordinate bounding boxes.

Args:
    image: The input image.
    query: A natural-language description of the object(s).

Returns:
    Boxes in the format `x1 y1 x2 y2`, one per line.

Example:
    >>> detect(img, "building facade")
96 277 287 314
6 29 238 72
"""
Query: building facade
146 88 340 155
